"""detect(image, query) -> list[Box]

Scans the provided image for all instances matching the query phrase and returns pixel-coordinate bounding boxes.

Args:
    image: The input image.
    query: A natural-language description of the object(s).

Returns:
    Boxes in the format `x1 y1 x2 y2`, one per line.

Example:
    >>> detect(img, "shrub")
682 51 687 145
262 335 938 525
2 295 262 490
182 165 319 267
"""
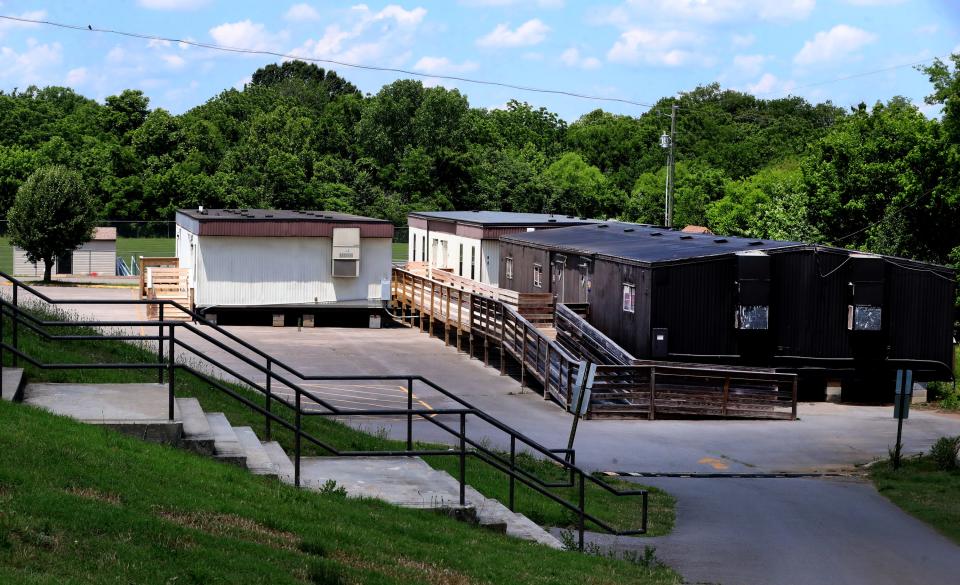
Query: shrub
929 436 960 471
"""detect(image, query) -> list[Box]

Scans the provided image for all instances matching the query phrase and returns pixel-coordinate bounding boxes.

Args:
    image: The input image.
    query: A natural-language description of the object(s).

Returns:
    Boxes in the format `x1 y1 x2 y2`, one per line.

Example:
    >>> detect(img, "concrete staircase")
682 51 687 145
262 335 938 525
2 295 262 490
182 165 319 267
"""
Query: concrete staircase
1 371 561 549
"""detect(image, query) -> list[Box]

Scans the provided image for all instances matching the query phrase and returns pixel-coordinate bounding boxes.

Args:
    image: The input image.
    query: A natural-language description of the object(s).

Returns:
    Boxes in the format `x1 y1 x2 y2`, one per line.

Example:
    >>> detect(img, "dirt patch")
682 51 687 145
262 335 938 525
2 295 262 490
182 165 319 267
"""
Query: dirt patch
333 551 483 585
65 486 122 505
154 508 299 551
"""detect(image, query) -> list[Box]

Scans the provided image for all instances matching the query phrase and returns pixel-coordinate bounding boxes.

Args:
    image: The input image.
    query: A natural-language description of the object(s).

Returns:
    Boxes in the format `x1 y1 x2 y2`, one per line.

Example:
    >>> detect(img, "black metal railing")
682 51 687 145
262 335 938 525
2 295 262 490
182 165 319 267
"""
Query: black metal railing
0 271 648 549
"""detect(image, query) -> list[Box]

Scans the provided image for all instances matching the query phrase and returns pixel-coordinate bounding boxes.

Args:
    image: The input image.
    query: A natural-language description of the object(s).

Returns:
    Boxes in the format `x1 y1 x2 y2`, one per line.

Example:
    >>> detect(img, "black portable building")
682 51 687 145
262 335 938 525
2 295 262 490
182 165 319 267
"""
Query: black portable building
499 222 955 397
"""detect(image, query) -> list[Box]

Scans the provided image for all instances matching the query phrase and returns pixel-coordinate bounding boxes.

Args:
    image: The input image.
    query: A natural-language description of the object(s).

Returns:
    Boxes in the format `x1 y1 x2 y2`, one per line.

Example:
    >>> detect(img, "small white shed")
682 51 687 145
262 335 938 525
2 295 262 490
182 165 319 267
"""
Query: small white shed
175 209 394 311
13 227 117 277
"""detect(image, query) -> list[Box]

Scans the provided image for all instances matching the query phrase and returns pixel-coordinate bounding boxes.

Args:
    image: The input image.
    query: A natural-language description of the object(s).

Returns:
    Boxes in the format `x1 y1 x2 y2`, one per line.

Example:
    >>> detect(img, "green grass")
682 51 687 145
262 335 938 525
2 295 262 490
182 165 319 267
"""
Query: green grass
870 458 960 545
392 243 408 263
3 303 674 539
116 237 175 263
0 399 681 584
0 237 11 275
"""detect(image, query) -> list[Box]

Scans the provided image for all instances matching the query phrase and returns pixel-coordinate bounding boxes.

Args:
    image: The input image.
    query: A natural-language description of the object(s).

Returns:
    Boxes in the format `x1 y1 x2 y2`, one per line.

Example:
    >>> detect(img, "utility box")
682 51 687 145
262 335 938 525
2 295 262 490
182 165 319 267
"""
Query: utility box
369 314 382 329
332 227 361 278
652 328 668 358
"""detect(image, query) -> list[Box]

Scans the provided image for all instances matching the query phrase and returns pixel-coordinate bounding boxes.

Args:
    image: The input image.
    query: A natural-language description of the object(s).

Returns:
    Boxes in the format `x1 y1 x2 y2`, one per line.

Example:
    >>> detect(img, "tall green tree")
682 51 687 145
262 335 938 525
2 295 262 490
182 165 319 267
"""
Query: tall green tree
7 166 98 281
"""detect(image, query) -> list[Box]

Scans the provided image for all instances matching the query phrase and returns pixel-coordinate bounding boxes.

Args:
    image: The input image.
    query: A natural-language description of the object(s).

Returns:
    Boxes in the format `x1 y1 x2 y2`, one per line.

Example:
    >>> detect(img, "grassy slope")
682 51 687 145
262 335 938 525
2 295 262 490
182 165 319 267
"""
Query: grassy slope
870 459 960 545
392 243 408 262
5 307 674 537
0 400 680 585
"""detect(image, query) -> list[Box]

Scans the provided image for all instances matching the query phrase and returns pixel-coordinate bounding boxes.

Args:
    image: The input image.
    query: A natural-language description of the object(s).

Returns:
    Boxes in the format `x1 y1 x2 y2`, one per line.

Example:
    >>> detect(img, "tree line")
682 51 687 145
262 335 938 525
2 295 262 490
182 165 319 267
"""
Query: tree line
3 58 960 273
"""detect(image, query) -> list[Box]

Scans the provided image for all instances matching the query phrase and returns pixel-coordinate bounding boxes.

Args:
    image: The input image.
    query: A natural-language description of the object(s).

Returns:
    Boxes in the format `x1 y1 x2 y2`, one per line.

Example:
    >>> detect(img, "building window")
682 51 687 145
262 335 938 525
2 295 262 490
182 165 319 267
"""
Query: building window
421 236 426 261
459 243 464 275
622 283 635 313
505 257 514 280
534 264 543 288
736 305 769 330
848 305 882 331
412 235 416 262
470 247 476 280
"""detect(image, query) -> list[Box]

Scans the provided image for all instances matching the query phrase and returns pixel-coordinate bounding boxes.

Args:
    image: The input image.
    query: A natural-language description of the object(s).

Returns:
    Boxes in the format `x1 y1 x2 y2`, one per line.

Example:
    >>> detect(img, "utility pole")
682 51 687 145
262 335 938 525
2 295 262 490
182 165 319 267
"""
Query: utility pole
660 104 678 228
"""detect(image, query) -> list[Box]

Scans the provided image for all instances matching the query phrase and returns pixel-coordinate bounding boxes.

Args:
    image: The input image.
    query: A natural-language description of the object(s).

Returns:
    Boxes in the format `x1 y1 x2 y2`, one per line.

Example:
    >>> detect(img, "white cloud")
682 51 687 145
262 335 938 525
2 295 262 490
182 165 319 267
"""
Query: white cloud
65 67 88 86
138 0 210 9
794 24 876 65
106 46 126 63
413 56 479 74
290 5 427 67
161 53 186 69
477 19 549 48
844 0 905 5
599 0 814 27
0 41 63 86
560 47 601 70
235 75 252 90
0 10 46 34
745 72 796 95
732 33 755 48
461 0 563 6
284 3 322 21
732 54 769 76
209 20 285 51
607 28 705 67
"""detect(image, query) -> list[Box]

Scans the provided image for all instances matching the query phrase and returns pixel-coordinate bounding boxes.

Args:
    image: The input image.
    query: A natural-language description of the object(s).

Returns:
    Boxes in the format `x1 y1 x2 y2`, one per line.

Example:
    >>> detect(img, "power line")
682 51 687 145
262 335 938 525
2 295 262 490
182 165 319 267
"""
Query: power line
0 14 658 109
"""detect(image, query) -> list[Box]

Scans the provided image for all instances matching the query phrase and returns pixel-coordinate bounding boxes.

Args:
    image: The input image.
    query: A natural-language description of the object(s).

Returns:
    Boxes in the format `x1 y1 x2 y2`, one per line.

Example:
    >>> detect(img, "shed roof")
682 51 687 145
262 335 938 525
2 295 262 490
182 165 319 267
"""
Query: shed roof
178 209 390 223
91 227 117 241
500 221 804 265
408 210 598 227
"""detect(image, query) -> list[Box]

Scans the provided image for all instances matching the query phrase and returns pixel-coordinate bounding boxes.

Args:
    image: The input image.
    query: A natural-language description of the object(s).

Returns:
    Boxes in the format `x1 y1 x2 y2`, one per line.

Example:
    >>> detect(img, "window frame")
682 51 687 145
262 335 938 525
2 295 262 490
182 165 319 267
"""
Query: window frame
533 263 543 288
505 257 514 280
622 282 635 313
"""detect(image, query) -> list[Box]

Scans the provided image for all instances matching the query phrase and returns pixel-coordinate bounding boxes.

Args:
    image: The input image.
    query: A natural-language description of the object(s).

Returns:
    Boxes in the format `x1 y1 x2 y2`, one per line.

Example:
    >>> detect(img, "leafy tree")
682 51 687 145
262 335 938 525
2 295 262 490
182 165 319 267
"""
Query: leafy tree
544 152 623 218
7 166 98 281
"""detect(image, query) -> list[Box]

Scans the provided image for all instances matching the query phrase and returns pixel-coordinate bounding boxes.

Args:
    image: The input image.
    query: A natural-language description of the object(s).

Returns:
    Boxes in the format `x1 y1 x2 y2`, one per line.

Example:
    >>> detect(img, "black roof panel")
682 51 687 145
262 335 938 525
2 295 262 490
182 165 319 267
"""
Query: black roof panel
408 210 598 226
177 209 389 223
500 221 804 264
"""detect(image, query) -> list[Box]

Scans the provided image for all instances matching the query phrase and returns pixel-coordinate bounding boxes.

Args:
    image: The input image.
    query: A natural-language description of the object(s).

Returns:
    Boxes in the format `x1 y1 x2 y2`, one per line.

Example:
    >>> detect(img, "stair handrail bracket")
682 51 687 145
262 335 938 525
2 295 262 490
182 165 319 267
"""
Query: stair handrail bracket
0 271 648 550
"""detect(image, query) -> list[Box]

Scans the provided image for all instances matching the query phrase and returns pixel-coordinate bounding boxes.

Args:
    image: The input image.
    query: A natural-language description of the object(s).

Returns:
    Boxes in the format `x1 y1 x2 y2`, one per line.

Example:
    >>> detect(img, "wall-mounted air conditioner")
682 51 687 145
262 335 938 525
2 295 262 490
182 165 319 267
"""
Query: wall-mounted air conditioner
332 227 360 278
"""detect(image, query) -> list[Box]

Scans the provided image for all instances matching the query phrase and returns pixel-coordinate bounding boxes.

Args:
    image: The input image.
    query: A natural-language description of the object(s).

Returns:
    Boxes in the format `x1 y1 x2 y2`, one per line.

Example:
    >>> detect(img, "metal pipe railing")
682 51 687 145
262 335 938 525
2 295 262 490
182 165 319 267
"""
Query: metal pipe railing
0 272 651 548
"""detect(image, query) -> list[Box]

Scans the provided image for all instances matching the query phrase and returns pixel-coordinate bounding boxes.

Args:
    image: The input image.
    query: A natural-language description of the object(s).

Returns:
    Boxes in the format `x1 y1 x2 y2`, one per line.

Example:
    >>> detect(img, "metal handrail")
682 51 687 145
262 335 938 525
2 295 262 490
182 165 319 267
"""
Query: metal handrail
0 272 649 549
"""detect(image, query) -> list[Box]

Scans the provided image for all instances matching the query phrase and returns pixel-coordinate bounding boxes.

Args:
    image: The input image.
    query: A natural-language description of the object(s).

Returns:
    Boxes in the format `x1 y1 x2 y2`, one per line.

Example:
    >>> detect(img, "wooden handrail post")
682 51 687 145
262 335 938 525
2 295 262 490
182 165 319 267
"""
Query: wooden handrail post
648 367 656 421
722 376 731 417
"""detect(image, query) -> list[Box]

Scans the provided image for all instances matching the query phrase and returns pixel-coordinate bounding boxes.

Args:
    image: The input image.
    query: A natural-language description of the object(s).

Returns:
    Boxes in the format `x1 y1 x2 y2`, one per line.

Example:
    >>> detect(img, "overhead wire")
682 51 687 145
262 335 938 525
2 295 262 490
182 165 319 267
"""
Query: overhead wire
0 14 659 109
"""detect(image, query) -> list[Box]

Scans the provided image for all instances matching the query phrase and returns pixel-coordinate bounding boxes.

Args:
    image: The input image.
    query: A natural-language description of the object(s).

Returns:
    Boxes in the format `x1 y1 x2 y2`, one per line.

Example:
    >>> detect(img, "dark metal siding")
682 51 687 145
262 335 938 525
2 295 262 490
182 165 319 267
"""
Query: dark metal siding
650 259 738 357
886 262 955 372
499 241 551 294
770 250 851 358
550 252 592 304
588 259 651 357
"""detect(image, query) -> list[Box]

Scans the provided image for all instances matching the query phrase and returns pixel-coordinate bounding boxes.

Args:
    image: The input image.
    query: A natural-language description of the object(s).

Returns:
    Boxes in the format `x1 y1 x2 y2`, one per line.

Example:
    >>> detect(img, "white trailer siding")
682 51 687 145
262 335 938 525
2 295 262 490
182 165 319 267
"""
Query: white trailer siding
480 239 500 287
190 236 391 307
407 227 497 285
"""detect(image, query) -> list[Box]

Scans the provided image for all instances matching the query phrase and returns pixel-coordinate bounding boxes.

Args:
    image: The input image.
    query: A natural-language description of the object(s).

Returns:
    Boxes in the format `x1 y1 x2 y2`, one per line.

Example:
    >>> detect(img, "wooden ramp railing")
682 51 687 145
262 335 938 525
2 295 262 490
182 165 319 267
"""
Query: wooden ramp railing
392 265 798 420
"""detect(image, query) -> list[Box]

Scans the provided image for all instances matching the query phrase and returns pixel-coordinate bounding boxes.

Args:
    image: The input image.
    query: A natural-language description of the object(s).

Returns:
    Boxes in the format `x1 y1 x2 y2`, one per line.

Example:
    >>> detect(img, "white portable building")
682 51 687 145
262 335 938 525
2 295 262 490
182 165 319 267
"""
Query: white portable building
13 227 117 277
175 209 394 311
406 211 597 287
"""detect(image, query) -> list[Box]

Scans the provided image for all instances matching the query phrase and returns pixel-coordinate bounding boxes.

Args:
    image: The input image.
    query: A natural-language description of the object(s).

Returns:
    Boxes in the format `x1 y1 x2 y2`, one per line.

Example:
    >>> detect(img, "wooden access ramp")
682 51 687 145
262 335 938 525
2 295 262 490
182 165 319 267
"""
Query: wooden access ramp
138 257 193 321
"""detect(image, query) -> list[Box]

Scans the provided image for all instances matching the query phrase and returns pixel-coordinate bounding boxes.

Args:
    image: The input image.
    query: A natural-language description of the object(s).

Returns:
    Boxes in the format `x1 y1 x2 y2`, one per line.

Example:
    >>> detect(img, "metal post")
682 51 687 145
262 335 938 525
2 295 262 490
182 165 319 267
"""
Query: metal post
265 358 273 440
642 491 649 532
295 389 302 487
509 435 516 511
665 103 678 228
459 412 466 506
1 304 5 399
649 367 656 421
158 303 164 384
167 324 175 421
543 344 552 400
11 283 17 367
578 471 586 551
791 377 799 420
520 326 527 388
406 378 414 452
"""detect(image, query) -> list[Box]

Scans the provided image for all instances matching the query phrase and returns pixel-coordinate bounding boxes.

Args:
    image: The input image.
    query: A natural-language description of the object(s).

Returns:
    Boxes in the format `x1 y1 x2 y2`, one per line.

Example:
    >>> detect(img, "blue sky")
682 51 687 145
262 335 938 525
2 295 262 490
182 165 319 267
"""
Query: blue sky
1 1 959 120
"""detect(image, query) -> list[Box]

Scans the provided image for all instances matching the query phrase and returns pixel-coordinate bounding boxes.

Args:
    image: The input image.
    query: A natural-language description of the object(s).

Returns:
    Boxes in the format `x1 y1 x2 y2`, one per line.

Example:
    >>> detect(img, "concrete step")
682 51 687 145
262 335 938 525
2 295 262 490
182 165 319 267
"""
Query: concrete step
204 412 246 466
1 368 25 402
298 456 562 548
176 397 215 455
22 382 181 443
262 441 295 482
233 427 276 476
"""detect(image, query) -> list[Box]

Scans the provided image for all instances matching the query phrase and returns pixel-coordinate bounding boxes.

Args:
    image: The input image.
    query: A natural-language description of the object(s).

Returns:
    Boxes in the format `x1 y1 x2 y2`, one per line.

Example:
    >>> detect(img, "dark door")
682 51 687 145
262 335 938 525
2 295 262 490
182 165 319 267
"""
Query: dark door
56 253 72 274
552 260 565 301
578 262 589 303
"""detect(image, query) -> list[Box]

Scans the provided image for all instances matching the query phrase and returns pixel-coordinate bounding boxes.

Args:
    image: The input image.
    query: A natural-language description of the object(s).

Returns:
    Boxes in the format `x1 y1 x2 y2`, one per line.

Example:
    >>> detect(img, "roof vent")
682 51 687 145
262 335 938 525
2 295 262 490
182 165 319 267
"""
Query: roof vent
624 228 634 233
748 240 765 246
713 238 728 243
650 232 662 237
264 214 273 218
548 218 557 223
597 224 609 229
680 235 693 240
471 209 480 213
